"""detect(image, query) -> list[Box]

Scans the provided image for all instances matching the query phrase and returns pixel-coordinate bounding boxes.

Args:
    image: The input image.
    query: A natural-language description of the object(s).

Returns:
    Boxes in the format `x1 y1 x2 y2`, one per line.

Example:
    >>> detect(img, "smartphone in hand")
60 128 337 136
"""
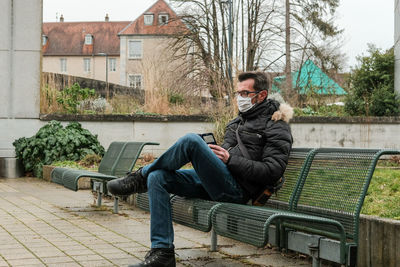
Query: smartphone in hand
199 133 217 145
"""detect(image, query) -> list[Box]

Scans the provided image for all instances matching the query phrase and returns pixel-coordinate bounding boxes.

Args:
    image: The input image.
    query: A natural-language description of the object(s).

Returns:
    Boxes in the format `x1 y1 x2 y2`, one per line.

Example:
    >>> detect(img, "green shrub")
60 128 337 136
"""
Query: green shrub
168 92 185 104
370 85 400 116
56 83 96 114
344 45 400 116
13 121 104 178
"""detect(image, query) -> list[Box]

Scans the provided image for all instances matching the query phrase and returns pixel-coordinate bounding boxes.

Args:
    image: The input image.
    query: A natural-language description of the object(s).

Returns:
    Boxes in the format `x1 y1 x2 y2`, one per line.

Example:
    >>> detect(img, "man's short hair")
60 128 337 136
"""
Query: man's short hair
238 71 269 92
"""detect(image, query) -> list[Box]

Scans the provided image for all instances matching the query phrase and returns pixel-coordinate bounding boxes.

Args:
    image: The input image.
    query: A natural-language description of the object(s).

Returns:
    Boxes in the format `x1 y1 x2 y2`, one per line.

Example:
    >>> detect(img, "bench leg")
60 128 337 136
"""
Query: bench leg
97 191 102 206
210 228 218 252
113 197 119 214
309 245 321 267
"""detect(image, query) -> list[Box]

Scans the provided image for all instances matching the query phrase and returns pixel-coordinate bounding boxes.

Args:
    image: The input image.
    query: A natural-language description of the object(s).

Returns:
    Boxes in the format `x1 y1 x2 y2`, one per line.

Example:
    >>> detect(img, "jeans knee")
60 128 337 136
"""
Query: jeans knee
147 169 170 190
178 133 203 146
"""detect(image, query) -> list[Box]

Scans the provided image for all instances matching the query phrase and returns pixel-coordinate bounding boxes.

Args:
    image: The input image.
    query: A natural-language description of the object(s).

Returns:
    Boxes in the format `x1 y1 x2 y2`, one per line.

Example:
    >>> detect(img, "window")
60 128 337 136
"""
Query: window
144 14 154 25
108 58 116 72
128 40 142 59
60 58 67 72
129 74 142 89
42 35 48 46
159 14 169 25
83 58 91 72
84 34 93 45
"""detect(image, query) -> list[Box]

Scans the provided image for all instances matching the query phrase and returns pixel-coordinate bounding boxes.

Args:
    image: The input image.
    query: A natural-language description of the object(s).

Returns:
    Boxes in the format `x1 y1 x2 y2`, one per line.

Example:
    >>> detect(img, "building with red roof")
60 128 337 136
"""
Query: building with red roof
42 0 187 89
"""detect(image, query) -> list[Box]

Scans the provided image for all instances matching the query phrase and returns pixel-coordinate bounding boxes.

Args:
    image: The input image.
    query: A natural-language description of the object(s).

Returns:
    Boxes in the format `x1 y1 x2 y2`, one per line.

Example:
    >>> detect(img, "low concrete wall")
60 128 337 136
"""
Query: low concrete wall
291 116 400 149
358 215 400 267
1 115 400 157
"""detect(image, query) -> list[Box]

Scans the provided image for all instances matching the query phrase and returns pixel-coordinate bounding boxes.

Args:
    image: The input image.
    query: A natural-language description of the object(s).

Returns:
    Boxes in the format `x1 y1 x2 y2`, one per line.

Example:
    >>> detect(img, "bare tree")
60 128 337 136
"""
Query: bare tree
284 0 342 104
170 0 280 98
169 0 343 104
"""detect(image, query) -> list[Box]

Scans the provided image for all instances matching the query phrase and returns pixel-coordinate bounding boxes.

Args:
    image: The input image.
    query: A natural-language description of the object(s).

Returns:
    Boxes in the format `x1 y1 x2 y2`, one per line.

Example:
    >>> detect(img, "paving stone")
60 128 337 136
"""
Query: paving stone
249 252 312 266
62 249 96 256
47 262 81 267
0 248 34 260
99 251 133 260
6 258 43 266
41 256 76 264
32 248 66 258
112 242 145 250
0 178 316 267
78 259 114 266
70 254 105 261
112 256 142 266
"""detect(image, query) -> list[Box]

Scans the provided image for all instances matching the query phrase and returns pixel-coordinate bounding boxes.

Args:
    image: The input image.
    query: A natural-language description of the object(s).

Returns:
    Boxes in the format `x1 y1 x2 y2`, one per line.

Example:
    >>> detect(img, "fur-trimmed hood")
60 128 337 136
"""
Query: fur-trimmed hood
271 103 294 123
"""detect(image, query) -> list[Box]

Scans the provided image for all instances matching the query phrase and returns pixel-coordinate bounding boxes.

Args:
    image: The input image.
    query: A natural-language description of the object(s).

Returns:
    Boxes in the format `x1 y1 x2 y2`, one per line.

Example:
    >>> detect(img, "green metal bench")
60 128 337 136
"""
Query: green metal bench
51 141 159 212
171 148 315 235
136 193 151 212
133 148 314 250
211 148 400 267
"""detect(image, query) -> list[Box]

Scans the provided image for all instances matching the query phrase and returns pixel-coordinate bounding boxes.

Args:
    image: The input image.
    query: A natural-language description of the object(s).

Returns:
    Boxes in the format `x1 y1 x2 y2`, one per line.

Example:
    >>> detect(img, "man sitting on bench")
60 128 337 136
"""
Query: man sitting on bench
107 71 293 267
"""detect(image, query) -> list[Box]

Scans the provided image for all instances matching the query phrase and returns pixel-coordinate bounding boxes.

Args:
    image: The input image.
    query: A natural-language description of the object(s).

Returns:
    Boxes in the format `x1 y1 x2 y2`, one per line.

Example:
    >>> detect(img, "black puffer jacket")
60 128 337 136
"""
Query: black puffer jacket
222 99 293 201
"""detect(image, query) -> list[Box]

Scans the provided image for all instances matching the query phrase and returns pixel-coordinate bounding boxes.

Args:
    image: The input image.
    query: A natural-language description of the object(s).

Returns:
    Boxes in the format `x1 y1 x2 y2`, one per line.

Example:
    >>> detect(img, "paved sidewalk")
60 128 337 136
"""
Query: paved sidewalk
0 178 312 267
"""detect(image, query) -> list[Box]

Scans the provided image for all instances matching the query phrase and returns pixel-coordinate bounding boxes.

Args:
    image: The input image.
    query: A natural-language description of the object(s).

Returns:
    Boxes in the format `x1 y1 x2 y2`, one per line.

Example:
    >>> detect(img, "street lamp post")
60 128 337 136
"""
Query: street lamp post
227 0 233 85
222 0 233 87
97 53 109 98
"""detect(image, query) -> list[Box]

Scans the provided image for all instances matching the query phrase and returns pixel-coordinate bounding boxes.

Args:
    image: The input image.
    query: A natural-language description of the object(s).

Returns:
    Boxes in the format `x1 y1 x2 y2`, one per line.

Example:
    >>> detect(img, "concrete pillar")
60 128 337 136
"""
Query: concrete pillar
120 36 127 86
395 0 400 97
0 0 42 157
0 0 42 118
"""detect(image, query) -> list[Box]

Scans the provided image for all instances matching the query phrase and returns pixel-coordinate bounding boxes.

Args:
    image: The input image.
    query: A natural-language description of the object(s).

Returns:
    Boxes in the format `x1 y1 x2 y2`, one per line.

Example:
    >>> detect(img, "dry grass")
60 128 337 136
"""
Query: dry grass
209 98 237 144
144 90 171 115
40 72 74 113
109 94 142 114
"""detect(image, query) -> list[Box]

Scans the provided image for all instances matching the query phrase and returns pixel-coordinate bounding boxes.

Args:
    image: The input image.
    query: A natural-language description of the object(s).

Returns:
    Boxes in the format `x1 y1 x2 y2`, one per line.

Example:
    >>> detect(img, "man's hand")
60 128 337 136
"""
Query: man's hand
209 144 230 163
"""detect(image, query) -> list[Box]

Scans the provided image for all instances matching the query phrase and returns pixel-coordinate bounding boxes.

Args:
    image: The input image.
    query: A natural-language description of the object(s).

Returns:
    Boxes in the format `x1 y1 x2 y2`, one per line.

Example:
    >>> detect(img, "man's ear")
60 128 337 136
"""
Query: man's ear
258 90 268 101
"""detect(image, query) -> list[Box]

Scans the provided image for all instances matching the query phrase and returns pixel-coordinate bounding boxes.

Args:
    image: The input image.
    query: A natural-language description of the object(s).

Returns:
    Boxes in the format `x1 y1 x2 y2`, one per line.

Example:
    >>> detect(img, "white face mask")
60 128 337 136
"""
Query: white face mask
237 94 257 112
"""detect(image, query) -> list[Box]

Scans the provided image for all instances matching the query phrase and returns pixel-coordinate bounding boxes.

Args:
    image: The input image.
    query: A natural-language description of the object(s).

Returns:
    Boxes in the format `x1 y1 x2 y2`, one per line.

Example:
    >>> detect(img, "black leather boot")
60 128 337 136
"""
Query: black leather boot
128 248 176 267
107 167 147 196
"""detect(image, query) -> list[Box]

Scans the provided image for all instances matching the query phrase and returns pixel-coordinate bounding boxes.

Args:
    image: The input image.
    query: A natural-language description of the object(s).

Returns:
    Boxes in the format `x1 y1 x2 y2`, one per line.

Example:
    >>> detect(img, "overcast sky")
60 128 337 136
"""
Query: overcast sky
42 0 395 71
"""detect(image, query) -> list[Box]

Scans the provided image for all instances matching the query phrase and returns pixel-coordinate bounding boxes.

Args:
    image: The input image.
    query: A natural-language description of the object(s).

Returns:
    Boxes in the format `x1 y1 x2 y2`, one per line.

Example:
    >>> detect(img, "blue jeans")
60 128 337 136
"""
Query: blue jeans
141 133 246 248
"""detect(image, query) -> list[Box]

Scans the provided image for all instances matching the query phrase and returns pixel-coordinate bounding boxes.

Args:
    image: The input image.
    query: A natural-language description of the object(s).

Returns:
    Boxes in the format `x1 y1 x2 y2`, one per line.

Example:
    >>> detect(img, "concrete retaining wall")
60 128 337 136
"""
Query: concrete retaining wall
2 115 400 157
358 215 400 267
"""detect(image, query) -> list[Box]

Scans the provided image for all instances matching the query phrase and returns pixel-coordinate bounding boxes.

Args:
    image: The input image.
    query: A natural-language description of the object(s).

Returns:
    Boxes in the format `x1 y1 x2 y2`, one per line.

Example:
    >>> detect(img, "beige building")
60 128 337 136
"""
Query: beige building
42 17 127 85
42 0 186 91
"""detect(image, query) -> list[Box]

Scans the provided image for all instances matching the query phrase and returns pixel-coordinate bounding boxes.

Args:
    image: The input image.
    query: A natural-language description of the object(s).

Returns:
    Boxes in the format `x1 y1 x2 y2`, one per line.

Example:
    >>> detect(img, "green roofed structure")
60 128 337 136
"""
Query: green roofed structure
272 60 347 95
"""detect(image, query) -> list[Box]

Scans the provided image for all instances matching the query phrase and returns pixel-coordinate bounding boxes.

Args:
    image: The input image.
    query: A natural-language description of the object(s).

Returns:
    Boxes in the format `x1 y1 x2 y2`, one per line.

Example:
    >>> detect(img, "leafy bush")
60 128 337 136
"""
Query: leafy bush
344 45 400 116
13 121 104 178
168 92 185 104
56 83 96 114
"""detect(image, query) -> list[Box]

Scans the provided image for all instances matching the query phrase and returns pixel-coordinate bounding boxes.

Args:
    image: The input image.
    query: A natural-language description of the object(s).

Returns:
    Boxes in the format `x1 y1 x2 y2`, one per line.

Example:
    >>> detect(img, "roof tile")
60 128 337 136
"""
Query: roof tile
42 21 129 56
119 0 186 35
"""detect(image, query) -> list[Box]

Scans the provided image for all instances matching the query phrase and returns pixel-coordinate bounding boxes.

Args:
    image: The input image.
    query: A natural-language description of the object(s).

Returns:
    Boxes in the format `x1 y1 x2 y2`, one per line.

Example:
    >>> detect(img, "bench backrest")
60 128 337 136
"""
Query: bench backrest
97 142 127 175
99 142 158 176
264 148 315 210
291 148 399 244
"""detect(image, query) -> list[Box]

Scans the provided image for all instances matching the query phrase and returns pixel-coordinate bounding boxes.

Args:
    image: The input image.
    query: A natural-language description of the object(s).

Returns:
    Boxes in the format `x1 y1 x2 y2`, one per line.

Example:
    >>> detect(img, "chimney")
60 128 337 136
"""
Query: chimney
105 14 109 22
60 14 64 22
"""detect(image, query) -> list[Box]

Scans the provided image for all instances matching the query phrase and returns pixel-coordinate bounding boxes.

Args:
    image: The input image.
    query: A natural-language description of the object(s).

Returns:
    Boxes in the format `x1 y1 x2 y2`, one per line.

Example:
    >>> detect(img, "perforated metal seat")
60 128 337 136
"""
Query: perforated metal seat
211 148 400 265
168 148 314 234
51 141 159 191
50 141 159 213
136 193 150 211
